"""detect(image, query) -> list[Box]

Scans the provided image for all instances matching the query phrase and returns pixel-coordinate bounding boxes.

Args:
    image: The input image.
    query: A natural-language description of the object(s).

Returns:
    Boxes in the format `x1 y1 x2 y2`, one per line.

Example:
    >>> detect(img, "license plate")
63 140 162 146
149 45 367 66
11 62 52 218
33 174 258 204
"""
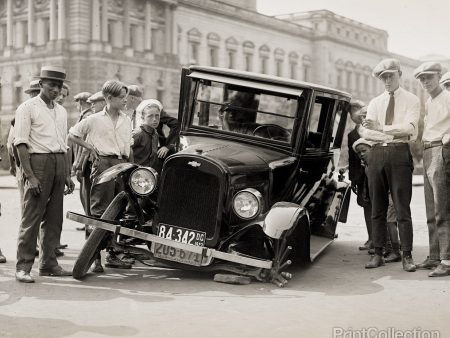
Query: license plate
152 243 203 266
156 224 206 246
152 224 206 266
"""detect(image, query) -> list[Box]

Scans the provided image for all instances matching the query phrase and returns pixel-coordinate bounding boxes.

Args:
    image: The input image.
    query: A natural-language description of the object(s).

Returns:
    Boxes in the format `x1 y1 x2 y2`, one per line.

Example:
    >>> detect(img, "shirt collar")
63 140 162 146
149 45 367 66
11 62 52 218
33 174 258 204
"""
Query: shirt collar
384 86 402 98
37 95 56 108
140 124 157 135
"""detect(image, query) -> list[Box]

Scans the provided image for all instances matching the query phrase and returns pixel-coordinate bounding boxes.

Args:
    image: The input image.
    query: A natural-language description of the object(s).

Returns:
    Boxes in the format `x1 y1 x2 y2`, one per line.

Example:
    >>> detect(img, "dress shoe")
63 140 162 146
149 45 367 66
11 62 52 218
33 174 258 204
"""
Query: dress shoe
57 244 68 249
15 270 35 283
39 266 72 276
416 256 440 270
358 240 373 251
428 263 450 277
365 254 385 269
105 254 132 269
76 226 86 231
0 249 6 263
402 256 416 272
384 251 401 263
55 248 64 257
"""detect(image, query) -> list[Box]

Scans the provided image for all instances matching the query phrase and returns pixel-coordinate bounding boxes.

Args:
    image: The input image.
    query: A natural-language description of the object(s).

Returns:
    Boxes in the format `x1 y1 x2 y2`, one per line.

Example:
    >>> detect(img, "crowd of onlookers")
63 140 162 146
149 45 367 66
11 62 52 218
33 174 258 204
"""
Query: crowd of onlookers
0 65 178 282
0 59 449 283
348 59 450 276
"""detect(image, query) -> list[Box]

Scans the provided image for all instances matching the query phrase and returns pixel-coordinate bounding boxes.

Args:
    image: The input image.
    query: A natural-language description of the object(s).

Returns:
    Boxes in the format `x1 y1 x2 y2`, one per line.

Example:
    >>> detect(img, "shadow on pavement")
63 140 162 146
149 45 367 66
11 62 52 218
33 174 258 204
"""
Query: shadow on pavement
0 313 137 337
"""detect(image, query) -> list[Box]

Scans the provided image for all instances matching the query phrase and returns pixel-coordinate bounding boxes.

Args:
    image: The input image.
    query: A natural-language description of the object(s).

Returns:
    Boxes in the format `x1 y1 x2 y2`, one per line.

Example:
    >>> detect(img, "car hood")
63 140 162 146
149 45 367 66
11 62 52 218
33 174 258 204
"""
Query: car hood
179 136 295 174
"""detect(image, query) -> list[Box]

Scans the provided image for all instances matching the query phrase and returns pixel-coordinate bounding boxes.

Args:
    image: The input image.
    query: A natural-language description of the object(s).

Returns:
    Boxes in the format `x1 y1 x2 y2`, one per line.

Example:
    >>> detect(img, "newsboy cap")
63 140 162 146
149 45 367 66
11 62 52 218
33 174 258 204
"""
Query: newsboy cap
127 85 143 97
38 65 69 82
439 71 450 85
413 62 442 79
24 79 41 94
74 92 92 102
372 59 401 78
87 91 105 103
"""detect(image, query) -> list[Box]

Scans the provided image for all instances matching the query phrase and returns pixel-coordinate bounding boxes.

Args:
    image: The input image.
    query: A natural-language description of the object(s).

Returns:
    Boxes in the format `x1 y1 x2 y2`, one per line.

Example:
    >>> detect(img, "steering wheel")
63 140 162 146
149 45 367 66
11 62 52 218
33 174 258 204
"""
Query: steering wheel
253 124 291 142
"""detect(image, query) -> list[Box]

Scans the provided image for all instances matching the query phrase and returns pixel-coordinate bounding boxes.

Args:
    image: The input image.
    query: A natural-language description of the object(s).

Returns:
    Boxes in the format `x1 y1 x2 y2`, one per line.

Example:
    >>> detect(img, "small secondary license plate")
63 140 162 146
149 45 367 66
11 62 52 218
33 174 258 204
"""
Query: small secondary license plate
152 224 206 266
152 243 203 266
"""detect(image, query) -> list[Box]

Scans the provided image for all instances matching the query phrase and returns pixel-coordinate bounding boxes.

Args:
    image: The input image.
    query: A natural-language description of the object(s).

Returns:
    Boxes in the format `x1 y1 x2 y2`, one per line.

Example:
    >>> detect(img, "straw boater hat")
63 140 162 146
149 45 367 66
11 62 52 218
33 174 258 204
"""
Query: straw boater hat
24 79 41 94
36 65 69 82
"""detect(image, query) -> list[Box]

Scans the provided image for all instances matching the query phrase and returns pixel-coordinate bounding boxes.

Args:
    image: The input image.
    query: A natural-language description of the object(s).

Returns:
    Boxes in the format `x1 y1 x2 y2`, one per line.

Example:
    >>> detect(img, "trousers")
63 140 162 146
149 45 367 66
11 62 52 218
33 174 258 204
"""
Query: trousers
16 153 65 272
367 144 414 251
423 145 450 260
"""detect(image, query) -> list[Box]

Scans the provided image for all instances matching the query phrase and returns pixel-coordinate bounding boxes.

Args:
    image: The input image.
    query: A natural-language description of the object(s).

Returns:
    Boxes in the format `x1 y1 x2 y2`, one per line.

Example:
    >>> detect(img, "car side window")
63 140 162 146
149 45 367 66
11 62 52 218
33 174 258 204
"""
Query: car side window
306 96 334 149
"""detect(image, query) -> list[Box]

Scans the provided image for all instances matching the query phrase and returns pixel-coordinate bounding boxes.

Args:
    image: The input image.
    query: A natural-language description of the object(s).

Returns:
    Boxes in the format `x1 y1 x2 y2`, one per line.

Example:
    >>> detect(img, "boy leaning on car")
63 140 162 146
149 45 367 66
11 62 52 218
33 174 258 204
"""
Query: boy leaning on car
68 79 134 269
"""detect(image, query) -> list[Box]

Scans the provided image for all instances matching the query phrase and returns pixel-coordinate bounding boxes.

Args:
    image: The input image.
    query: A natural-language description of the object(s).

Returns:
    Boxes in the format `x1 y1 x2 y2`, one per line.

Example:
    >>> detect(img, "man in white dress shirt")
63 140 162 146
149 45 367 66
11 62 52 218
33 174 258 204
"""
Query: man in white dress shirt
414 62 450 277
361 58 420 272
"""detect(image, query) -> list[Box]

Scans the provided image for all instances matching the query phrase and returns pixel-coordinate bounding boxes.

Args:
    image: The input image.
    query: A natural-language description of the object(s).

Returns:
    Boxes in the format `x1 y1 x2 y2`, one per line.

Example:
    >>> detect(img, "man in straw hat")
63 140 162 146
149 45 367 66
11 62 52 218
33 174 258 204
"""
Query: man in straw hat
414 62 450 277
13 66 75 282
440 71 450 91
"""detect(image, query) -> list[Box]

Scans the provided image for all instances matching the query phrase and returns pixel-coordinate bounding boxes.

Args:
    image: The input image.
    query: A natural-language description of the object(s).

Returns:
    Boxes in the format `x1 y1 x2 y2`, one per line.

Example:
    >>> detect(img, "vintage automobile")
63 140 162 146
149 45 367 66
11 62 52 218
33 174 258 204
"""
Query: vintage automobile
67 66 352 287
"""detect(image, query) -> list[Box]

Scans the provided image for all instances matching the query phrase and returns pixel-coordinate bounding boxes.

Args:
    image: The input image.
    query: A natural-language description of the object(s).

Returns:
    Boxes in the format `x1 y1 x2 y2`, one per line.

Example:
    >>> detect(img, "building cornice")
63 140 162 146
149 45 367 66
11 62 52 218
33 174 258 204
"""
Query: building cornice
178 0 313 39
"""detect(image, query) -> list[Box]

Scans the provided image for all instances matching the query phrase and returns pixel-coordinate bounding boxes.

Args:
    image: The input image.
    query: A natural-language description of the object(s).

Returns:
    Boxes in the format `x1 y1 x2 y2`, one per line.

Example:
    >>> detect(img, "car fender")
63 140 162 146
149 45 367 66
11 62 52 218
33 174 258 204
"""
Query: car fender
93 163 139 185
262 202 309 239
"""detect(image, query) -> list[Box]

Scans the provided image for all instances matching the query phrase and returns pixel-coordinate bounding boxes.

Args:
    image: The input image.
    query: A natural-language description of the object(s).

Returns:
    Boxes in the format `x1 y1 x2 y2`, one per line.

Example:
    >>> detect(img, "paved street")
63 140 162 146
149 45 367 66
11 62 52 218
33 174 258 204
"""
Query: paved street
0 174 449 338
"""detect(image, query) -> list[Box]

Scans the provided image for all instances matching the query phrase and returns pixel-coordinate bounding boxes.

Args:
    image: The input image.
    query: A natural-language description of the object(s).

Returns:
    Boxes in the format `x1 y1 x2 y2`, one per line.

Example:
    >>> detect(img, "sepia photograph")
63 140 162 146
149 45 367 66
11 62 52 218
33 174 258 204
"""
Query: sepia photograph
0 0 449 337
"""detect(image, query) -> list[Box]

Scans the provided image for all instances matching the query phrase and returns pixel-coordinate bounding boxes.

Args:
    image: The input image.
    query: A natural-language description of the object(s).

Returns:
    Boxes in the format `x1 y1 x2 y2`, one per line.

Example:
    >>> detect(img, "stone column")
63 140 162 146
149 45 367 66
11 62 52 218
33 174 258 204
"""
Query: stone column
6 0 13 48
49 0 57 41
101 0 108 42
171 6 177 55
15 21 25 48
27 0 35 45
57 0 66 40
91 0 101 41
164 4 172 54
144 0 152 51
123 0 130 47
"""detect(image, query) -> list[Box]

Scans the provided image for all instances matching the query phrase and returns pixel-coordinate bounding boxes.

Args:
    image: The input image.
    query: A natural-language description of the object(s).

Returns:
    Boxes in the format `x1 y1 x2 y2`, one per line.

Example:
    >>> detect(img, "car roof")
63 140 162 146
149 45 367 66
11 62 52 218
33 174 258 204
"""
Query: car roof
189 66 352 99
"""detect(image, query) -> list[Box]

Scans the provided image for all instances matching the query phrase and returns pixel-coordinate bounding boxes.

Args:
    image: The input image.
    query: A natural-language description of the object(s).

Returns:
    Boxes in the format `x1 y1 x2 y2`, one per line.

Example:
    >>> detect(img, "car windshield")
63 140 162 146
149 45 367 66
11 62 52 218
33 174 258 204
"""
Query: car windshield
191 80 299 143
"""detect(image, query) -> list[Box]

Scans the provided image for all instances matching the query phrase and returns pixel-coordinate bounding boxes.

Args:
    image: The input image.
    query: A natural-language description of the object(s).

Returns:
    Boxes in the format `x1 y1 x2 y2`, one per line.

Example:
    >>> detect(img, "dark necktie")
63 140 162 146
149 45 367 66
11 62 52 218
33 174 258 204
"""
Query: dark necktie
385 92 395 125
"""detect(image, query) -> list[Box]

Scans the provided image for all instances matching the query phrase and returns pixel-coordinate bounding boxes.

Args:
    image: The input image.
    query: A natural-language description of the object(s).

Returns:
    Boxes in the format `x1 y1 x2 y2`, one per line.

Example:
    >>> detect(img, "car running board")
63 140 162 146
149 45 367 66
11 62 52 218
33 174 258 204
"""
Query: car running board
309 235 334 262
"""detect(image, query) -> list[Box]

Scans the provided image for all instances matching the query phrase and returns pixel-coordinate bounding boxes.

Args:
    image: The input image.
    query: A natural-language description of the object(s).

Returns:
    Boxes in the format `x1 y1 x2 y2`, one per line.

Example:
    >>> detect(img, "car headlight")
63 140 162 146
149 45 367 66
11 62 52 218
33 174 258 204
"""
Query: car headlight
129 167 158 196
232 188 263 220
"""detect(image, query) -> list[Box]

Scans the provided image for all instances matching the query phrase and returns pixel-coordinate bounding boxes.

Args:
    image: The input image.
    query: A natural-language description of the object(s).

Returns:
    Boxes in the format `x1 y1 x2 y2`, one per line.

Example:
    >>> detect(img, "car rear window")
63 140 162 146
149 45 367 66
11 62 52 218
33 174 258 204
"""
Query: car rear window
191 80 299 143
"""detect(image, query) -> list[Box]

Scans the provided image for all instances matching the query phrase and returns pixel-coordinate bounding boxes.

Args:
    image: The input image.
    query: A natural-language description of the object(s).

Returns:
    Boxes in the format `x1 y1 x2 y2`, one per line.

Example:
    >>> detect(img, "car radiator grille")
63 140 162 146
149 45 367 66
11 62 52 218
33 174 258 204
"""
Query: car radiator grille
157 167 221 239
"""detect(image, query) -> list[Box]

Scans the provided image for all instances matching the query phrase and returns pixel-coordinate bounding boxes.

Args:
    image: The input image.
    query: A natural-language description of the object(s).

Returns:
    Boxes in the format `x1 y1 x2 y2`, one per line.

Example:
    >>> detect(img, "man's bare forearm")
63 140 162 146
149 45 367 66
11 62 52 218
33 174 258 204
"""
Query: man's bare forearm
16 144 34 179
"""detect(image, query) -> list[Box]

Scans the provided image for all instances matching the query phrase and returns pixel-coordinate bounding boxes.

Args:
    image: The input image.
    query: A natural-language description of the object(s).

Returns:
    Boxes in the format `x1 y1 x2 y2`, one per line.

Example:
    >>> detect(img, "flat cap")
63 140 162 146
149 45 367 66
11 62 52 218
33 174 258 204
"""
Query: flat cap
413 62 442 79
87 91 105 103
352 138 374 152
74 92 91 102
440 71 450 85
127 85 143 97
372 58 401 78
24 79 41 94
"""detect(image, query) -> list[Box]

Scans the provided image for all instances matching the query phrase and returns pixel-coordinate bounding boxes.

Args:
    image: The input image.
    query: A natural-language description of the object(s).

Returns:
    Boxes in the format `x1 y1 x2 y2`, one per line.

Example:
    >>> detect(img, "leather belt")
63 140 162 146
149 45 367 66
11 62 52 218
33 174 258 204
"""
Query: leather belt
99 154 127 160
373 142 408 147
423 140 442 150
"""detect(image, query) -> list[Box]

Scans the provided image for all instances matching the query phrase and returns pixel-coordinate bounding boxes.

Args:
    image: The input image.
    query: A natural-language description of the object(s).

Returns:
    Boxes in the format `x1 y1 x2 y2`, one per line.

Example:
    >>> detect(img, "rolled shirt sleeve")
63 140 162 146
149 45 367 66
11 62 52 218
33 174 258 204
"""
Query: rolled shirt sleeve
13 103 32 148
69 118 90 139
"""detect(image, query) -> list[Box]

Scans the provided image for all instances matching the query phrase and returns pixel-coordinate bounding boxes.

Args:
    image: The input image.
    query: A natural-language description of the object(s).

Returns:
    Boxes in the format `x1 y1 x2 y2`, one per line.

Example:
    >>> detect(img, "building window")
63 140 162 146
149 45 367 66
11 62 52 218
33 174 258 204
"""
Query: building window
355 33 359 40
274 48 285 77
243 41 255 72
302 55 312 82
227 51 235 69
188 28 202 65
225 36 238 69
260 57 268 74
337 27 341 35
245 54 253 71
209 47 218 67
207 32 221 67
289 52 299 80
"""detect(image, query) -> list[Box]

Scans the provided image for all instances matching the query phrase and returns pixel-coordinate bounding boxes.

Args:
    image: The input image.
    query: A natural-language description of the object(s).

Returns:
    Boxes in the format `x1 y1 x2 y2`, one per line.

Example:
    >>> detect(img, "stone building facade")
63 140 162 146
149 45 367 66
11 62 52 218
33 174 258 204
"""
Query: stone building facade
0 0 447 141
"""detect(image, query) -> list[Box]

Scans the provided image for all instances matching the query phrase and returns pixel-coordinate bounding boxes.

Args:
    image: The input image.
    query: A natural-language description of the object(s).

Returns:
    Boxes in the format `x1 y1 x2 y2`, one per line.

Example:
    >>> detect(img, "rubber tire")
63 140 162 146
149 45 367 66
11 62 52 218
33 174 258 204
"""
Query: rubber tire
72 192 128 280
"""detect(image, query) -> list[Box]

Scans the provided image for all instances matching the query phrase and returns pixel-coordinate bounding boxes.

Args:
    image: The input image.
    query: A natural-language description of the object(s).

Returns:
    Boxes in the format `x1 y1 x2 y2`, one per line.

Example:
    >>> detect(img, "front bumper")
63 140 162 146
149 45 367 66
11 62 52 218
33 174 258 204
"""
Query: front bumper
66 212 273 270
